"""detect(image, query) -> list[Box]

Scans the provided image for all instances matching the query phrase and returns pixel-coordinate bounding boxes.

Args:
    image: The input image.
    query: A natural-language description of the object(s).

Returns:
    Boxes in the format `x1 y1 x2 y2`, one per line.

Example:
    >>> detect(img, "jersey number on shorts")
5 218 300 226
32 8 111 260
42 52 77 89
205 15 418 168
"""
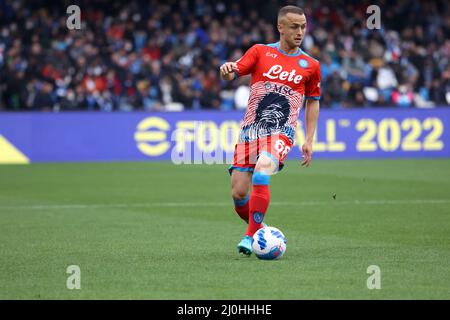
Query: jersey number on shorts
275 139 291 157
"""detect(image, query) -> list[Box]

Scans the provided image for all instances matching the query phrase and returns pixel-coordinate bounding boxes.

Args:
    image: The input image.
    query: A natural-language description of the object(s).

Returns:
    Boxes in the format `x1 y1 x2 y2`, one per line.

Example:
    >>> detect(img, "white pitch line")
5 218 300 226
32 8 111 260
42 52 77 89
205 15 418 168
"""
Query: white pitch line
0 199 449 211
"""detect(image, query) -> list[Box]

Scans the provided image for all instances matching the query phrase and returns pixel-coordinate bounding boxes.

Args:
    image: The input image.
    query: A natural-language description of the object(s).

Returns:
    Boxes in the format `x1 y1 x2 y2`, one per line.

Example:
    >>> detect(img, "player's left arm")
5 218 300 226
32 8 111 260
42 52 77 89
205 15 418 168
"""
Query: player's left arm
302 61 321 167
302 99 319 167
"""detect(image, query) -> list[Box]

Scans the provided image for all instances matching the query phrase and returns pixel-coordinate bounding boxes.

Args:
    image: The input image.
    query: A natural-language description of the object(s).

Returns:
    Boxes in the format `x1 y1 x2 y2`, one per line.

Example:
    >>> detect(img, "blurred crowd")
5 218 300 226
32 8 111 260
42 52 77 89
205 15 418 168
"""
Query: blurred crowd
0 0 449 112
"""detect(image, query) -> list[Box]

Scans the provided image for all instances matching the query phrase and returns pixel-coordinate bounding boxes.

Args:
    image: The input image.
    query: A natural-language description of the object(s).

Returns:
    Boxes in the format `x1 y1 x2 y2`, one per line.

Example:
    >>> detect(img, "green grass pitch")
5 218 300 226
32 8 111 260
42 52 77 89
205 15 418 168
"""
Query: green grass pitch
0 159 449 299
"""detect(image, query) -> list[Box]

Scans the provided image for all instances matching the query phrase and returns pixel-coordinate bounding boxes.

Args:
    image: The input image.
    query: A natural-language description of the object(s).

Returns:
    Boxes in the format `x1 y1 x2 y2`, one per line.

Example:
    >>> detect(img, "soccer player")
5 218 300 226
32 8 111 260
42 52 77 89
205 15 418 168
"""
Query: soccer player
219 5 320 255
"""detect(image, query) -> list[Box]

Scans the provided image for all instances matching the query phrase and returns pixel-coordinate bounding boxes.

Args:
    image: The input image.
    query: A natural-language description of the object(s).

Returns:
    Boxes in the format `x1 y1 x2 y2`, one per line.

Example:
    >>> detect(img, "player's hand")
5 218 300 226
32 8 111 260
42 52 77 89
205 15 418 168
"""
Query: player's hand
301 142 313 167
220 62 238 80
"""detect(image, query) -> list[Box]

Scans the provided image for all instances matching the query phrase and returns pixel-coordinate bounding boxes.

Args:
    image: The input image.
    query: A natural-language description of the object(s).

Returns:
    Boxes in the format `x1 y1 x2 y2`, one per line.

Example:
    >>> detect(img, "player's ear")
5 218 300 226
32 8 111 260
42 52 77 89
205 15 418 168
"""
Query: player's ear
277 16 286 35
277 22 283 35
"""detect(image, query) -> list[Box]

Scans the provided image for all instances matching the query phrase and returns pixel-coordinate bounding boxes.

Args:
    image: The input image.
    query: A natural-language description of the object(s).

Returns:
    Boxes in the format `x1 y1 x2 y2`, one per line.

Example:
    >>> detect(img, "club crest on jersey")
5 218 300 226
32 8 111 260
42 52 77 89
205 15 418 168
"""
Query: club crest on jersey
298 59 309 68
262 65 303 84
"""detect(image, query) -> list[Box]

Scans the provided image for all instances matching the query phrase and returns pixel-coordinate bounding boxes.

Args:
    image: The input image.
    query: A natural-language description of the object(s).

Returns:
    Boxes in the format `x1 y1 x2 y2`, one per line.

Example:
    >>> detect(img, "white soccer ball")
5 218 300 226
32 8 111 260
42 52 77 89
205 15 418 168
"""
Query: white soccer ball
252 226 287 260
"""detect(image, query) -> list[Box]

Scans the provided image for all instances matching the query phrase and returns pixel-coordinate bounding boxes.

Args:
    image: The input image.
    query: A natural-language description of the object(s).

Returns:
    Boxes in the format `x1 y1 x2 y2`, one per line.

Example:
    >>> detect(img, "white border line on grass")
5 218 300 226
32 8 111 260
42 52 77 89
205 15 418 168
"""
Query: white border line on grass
0 199 449 211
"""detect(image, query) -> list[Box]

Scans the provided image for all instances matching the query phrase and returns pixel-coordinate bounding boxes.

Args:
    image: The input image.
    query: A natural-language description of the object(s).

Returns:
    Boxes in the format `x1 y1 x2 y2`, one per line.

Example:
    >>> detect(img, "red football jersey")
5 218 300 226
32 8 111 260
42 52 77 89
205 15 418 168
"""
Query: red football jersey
235 42 321 143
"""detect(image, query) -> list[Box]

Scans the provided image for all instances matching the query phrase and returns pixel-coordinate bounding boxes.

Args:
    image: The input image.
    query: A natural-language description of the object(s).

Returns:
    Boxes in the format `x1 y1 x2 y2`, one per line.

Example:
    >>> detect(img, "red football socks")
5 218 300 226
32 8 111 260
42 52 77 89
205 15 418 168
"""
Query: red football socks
246 180 270 237
234 195 250 223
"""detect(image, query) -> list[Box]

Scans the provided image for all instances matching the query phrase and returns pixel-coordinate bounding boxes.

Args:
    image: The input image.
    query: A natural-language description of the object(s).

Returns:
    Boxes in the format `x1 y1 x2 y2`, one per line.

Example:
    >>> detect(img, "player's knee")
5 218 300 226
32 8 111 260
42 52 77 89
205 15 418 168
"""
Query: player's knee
231 187 248 201
255 153 278 175
252 171 270 186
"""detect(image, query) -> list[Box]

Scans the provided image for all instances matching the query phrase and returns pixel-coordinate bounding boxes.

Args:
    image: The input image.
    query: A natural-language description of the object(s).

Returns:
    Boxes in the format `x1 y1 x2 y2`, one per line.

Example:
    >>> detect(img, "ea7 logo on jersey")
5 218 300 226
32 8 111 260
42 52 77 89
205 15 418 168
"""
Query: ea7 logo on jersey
263 65 303 84
266 52 278 59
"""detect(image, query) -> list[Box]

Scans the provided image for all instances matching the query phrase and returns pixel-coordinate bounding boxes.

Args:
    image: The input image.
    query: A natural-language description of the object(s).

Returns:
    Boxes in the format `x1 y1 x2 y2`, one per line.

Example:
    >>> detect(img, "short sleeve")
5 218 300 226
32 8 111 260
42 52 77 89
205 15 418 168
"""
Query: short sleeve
305 62 321 100
235 45 259 77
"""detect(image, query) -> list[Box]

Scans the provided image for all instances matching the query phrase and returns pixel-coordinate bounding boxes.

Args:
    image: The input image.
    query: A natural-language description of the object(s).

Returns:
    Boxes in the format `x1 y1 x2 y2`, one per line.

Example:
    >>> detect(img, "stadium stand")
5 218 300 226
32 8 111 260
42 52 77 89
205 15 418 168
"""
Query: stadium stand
0 0 449 111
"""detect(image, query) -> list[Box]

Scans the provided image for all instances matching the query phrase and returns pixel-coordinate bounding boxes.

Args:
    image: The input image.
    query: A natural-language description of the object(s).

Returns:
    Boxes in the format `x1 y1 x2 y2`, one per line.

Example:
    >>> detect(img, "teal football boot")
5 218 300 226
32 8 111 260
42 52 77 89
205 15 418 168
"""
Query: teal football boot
237 235 253 256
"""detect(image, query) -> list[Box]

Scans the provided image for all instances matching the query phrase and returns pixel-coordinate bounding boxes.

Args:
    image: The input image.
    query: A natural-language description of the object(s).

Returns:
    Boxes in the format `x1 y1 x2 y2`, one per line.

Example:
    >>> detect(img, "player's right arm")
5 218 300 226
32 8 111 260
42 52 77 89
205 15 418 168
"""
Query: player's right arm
219 62 238 81
219 45 260 81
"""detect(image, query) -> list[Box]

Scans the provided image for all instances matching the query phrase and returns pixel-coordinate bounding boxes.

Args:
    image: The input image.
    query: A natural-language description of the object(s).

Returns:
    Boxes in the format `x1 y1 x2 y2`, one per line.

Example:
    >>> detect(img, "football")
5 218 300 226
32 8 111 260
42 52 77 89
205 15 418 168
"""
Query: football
252 226 287 260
